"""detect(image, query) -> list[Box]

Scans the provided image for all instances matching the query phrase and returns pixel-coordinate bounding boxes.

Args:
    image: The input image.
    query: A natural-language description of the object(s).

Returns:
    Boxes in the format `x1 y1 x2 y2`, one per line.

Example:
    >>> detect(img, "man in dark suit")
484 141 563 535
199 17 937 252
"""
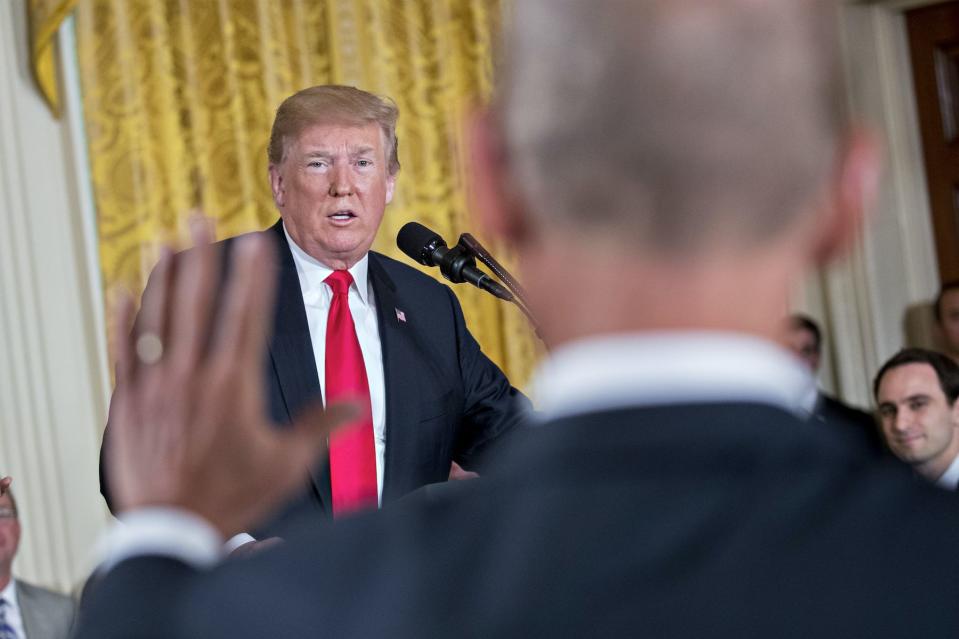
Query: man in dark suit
0 487 75 639
100 86 528 539
783 313 885 455
79 0 959 637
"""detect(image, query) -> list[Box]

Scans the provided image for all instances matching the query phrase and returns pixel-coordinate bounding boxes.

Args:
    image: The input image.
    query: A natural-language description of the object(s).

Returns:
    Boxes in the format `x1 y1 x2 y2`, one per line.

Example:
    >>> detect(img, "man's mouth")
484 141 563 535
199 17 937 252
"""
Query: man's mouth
329 210 357 221
893 433 924 446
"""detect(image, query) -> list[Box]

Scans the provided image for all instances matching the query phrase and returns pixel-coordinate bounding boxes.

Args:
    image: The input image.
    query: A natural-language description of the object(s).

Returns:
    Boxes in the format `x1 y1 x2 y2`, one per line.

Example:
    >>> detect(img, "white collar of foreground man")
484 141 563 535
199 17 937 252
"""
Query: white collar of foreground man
97 331 813 571
530 332 814 423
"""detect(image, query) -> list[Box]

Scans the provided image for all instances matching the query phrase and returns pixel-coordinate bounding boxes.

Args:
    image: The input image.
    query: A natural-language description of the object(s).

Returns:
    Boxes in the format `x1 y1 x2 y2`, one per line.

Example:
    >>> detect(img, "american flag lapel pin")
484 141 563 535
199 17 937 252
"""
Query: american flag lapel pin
395 308 407 323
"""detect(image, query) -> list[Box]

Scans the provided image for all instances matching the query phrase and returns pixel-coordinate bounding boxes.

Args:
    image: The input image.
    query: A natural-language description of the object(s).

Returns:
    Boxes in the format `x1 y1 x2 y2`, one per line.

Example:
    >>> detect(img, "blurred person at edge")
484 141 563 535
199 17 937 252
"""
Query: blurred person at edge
0 481 75 639
934 280 959 364
783 313 885 456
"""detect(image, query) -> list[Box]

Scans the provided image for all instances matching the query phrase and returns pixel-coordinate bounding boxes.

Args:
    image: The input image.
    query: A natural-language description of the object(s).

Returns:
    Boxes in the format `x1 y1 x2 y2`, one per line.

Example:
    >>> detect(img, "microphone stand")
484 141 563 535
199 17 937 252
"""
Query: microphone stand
456 233 542 339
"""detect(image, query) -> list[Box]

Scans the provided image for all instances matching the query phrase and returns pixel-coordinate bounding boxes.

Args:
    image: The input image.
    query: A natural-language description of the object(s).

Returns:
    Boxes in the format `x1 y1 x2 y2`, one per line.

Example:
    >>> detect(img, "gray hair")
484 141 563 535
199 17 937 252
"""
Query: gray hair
498 0 846 252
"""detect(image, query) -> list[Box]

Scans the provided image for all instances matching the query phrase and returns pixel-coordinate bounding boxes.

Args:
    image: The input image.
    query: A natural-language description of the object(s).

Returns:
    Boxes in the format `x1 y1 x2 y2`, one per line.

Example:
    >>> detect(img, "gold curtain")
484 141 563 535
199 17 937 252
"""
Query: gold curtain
27 0 77 116
74 0 539 386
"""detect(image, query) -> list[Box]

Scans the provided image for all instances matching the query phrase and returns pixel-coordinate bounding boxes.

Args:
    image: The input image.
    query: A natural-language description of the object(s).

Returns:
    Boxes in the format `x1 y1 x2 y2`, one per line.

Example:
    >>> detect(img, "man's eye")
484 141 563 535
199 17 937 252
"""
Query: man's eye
878 406 895 419
908 399 927 411
357 159 372 167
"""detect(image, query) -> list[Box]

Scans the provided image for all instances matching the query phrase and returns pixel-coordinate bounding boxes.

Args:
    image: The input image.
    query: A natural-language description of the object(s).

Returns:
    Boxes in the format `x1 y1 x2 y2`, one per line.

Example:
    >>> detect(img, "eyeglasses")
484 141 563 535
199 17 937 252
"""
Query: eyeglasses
0 508 17 520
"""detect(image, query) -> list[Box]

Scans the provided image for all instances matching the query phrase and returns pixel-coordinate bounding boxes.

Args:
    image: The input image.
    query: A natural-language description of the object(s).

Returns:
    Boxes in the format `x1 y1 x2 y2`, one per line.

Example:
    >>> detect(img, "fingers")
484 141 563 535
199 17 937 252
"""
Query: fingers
288 401 360 461
167 218 220 373
211 235 277 370
112 291 137 387
0 477 10 495
133 248 175 373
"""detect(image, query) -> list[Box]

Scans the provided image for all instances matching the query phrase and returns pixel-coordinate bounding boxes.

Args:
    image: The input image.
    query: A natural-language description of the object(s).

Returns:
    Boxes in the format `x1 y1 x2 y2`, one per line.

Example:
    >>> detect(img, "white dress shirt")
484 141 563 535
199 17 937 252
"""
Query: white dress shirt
935 454 959 490
284 225 387 502
0 579 26 639
226 227 389 552
97 330 813 572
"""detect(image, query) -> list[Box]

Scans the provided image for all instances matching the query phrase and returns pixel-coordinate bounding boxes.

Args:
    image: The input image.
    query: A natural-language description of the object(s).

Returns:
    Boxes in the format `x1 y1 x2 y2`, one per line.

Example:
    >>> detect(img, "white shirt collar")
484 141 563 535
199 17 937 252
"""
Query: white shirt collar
282 222 370 306
530 331 814 422
935 453 959 490
0 578 17 608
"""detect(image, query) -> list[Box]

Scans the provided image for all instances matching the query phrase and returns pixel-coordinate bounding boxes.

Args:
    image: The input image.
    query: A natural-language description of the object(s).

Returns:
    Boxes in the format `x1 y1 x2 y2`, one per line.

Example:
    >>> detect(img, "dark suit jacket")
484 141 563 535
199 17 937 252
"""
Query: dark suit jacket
813 392 887 457
81 402 959 638
100 220 529 529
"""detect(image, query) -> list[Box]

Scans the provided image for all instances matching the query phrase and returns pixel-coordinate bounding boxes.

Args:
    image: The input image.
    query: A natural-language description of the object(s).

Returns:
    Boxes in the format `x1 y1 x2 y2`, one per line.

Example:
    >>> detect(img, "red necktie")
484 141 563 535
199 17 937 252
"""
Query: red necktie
325 270 378 515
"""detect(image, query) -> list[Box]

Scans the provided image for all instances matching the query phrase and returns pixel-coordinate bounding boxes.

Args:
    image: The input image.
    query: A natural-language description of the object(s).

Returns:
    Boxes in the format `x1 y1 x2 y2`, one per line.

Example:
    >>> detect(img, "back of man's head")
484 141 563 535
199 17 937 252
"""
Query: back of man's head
499 0 846 254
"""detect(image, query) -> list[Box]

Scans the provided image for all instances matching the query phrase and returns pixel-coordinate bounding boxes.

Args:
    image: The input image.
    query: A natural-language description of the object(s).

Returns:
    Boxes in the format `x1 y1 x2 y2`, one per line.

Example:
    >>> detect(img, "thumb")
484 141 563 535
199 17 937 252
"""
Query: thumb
287 401 362 460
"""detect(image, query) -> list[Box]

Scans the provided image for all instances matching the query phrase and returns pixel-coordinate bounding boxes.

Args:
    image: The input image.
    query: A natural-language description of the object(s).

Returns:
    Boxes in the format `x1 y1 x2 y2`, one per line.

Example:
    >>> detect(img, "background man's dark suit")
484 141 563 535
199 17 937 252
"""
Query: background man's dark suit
101 220 528 527
81 402 959 638
814 392 886 456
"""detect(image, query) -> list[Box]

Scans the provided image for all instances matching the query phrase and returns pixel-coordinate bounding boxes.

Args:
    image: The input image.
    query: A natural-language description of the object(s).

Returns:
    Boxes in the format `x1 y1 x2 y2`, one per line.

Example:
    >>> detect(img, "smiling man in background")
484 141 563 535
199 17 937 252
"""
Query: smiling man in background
874 348 959 488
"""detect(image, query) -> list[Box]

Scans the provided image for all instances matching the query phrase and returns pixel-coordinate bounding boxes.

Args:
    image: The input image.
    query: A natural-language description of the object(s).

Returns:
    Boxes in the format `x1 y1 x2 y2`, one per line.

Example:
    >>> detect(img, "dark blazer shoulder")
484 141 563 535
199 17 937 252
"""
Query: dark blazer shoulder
368 251 450 297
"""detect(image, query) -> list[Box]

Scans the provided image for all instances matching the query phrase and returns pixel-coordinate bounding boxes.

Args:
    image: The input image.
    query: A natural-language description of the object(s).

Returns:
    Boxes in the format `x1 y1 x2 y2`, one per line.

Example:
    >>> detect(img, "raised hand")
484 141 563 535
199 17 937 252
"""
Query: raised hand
106 225 356 538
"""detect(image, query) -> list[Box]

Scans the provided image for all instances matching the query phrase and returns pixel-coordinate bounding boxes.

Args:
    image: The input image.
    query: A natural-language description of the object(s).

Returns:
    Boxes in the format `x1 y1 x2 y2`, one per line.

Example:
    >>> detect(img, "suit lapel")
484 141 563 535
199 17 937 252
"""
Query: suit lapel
17 581 43 639
368 253 414 503
265 221 331 510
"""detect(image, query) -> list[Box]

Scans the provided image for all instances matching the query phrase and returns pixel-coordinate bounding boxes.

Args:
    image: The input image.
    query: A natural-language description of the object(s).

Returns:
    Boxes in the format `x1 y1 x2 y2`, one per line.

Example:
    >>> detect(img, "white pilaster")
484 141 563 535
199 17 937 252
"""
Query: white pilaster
0 2 110 593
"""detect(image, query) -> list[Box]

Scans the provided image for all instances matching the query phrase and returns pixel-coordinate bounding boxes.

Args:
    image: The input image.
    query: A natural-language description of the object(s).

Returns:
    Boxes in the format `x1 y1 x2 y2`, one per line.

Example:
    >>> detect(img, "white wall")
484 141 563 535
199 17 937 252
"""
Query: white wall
0 1 111 592
800 0 942 410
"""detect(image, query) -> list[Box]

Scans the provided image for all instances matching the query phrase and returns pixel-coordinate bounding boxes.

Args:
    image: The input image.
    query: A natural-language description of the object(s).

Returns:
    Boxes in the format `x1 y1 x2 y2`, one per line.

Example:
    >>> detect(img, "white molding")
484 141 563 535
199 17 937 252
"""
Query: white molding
798 0 940 409
59 16 111 409
0 1 110 593
846 1 941 344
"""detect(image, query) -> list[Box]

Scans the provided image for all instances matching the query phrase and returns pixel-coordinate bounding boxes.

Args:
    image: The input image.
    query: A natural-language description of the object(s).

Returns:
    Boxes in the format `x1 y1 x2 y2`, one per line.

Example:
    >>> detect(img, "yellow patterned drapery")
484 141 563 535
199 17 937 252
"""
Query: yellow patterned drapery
27 0 77 116
75 0 539 386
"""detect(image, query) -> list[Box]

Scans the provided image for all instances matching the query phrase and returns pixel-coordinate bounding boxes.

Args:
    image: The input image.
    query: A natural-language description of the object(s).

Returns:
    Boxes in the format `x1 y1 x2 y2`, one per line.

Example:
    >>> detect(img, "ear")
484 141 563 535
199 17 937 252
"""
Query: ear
269 164 285 208
385 173 396 205
810 129 882 265
466 108 530 246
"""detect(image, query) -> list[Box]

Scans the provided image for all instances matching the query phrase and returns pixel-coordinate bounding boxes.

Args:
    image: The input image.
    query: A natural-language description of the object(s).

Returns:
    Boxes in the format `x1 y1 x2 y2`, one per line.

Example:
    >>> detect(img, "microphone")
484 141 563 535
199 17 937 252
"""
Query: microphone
397 222 513 301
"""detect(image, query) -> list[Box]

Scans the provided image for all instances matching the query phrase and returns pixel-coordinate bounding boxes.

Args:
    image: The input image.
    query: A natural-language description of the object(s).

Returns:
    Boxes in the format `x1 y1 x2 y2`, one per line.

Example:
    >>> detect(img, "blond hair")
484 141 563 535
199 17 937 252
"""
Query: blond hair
268 85 400 175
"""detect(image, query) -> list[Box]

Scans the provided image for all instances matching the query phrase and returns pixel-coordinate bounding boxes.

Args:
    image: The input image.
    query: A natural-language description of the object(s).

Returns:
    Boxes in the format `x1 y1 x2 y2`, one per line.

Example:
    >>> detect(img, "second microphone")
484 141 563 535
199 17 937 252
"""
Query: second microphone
396 222 513 301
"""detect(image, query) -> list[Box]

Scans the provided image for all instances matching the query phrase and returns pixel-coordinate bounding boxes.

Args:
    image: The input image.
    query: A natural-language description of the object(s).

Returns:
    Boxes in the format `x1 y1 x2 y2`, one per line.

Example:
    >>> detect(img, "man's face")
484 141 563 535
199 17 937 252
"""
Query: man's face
939 289 959 358
877 363 959 470
269 122 396 270
0 493 20 571
785 327 821 373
